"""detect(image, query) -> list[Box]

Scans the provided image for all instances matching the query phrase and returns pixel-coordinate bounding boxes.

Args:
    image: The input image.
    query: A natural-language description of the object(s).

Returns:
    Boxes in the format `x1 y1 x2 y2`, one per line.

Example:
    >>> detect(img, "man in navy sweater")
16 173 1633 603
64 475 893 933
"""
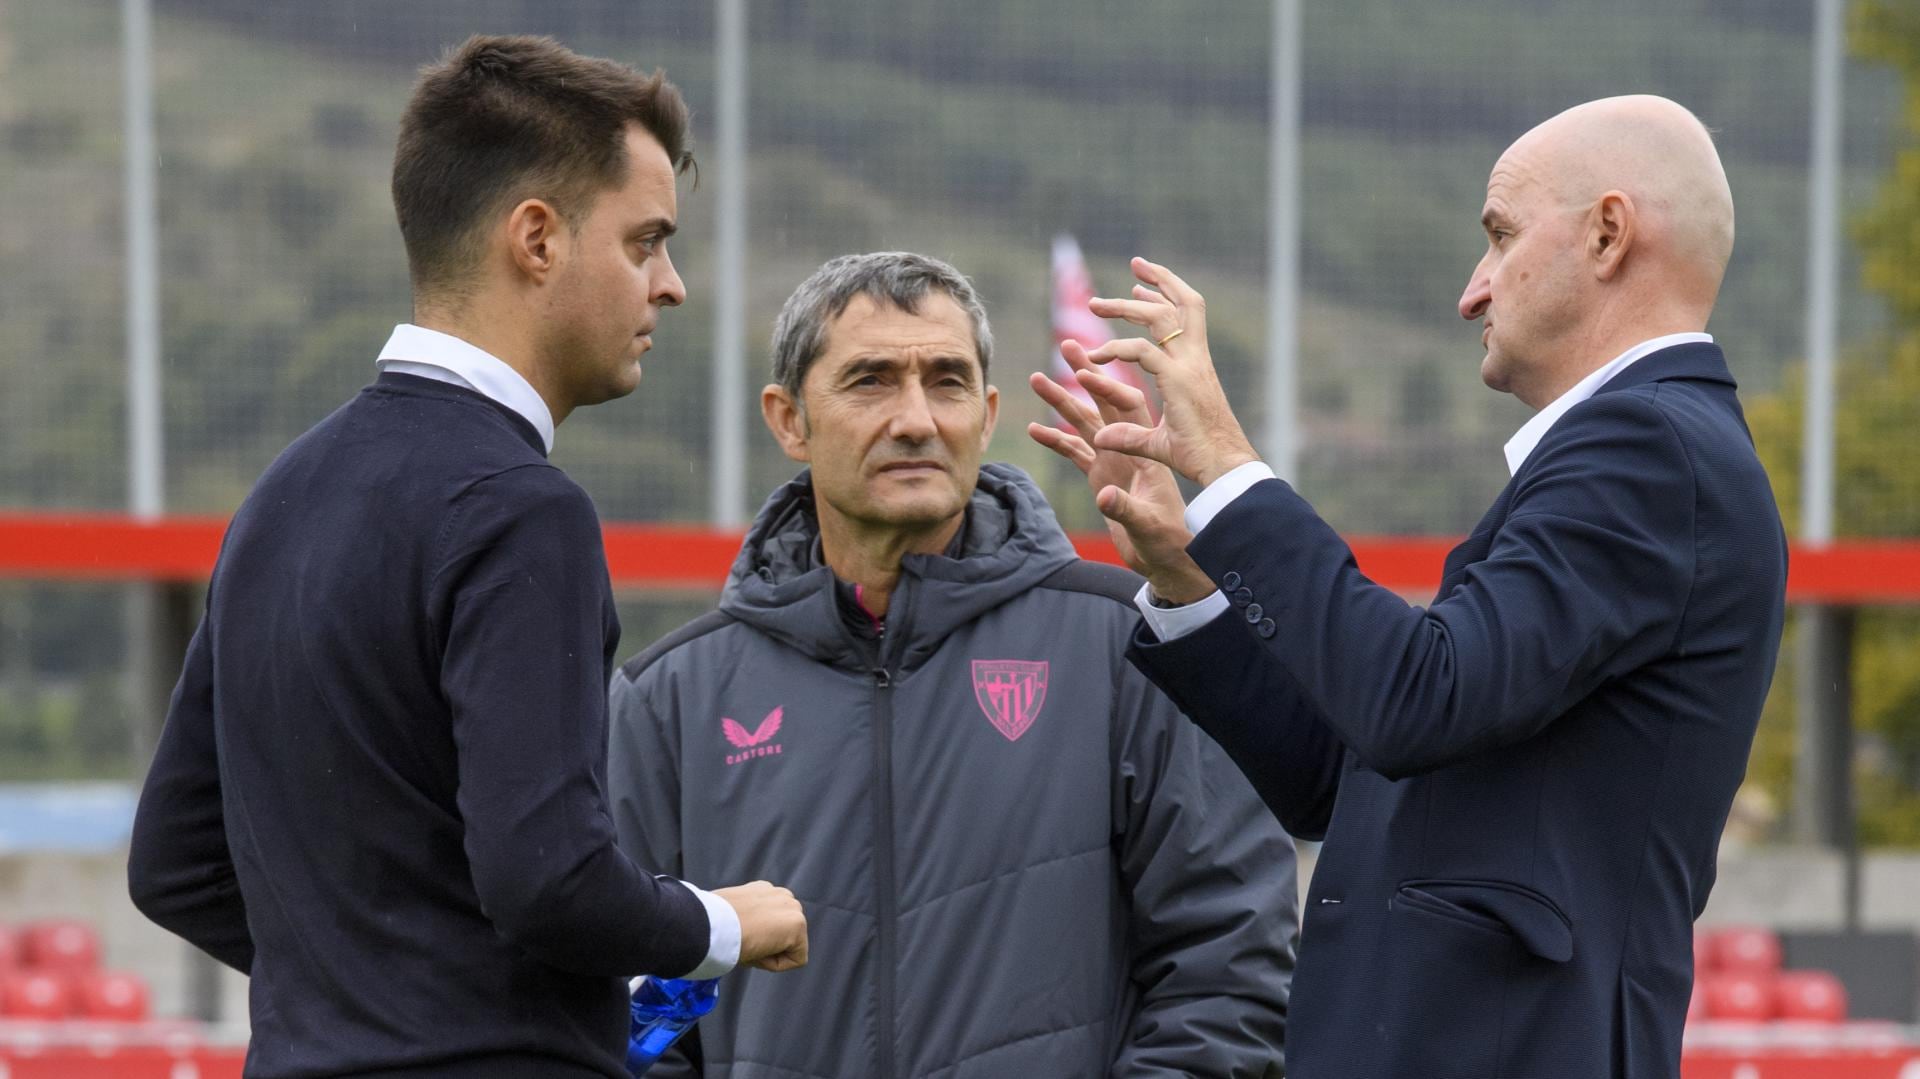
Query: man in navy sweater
128 36 806 1078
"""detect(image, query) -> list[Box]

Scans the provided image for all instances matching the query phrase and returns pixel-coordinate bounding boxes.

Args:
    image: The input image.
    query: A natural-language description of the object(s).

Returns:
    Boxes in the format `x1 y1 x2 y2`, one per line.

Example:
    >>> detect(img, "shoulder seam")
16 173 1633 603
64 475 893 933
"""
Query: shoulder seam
1033 560 1145 608
617 610 739 683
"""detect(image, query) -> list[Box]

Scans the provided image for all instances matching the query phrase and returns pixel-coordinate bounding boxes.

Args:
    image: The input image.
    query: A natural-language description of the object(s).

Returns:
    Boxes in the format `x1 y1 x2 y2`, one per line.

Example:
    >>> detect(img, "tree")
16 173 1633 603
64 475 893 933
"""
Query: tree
1744 0 1920 846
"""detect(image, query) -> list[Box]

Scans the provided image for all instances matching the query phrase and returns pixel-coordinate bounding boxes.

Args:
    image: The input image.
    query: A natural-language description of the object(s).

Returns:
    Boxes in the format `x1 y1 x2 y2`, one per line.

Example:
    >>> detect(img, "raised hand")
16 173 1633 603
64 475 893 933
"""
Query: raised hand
1078 258 1262 487
1028 340 1216 606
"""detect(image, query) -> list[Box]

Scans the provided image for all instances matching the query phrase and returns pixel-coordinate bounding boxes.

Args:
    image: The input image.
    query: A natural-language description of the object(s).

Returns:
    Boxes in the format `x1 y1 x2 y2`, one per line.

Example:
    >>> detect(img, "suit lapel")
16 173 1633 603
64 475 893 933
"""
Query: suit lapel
1437 341 1735 599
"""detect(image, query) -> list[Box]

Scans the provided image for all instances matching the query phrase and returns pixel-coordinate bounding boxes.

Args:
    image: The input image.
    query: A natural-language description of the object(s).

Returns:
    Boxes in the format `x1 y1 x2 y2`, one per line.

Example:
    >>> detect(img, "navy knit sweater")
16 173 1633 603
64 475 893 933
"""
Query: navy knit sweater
129 374 709 1078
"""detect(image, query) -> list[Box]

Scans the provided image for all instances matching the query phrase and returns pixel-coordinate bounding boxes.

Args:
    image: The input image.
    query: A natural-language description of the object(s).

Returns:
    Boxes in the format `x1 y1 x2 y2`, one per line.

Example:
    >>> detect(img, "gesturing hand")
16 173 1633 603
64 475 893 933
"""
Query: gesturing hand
1078 258 1262 487
1028 342 1217 606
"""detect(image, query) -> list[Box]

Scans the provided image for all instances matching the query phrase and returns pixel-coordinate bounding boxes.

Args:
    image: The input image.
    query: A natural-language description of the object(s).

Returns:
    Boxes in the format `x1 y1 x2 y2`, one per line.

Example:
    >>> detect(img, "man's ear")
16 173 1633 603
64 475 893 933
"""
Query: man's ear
979 383 1000 451
1589 190 1635 282
761 384 810 463
506 198 565 285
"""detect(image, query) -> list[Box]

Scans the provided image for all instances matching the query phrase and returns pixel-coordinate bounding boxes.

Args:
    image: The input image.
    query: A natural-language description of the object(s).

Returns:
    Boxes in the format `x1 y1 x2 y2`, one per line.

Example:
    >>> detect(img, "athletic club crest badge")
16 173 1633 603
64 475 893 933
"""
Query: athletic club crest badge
970 660 1049 742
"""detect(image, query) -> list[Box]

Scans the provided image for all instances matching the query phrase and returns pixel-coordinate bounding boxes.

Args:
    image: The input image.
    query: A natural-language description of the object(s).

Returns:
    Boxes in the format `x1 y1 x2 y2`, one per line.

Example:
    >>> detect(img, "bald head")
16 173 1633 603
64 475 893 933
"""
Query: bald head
1509 94 1735 294
1460 95 1736 408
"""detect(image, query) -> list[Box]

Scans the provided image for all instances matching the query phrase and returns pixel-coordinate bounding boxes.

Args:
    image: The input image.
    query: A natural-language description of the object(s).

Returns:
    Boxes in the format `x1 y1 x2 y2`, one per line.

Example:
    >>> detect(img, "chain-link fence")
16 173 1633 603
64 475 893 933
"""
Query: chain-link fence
0 1 1914 832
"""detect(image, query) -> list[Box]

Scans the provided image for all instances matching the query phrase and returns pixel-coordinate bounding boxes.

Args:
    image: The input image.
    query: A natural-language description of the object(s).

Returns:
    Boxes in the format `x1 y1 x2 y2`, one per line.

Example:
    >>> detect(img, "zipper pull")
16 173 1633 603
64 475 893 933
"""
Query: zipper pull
873 669 891 688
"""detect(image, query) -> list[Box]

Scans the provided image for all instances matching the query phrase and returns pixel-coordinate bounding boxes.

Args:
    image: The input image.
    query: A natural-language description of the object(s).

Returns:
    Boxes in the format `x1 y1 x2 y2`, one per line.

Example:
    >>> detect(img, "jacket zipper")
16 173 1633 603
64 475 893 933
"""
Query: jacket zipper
870 663 897 1079
837 579 903 1079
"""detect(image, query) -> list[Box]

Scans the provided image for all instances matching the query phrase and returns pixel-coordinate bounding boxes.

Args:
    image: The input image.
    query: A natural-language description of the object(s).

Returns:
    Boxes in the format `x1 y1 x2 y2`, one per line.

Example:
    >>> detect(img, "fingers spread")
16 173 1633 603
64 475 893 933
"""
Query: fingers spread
1131 257 1196 303
1028 372 1101 439
1081 336 1169 375
1089 296 1180 334
1060 338 1093 372
1026 421 1095 474
1091 420 1164 463
1074 367 1151 424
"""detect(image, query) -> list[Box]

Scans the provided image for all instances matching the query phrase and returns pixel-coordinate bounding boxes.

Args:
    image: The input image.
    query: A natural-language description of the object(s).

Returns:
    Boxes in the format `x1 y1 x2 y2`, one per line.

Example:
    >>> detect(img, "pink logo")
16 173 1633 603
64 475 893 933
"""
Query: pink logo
723 707 784 766
971 660 1049 742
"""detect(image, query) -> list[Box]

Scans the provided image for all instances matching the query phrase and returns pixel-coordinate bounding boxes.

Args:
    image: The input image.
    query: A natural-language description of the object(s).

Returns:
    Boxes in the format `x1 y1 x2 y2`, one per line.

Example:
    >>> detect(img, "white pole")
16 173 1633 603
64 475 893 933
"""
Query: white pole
125 0 222 1019
1792 0 1857 927
123 0 162 520
1264 0 1302 484
1802 0 1842 545
710 0 748 527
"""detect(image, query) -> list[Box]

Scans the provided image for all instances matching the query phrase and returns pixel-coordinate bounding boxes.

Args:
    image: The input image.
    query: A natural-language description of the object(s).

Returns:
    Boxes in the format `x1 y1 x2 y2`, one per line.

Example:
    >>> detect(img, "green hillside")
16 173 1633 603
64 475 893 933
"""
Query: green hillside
0 0 1899 536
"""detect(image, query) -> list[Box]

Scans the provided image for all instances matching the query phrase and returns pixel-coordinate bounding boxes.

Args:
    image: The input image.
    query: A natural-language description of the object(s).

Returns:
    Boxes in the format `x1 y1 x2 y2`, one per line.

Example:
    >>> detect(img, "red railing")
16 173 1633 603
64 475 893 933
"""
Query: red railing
0 511 1916 602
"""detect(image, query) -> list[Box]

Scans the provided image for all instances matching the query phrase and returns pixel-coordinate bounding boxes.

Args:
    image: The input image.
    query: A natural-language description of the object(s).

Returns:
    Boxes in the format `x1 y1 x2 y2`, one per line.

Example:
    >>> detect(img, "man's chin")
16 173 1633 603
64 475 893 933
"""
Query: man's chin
1479 352 1509 393
573 375 641 411
863 495 965 531
604 361 644 400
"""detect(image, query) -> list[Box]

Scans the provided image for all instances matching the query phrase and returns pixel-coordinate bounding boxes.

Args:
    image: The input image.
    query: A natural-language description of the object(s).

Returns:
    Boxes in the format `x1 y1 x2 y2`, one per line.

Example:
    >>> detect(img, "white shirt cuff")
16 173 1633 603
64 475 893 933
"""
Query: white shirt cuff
1133 581 1232 643
1185 460 1277 535
676 881 741 980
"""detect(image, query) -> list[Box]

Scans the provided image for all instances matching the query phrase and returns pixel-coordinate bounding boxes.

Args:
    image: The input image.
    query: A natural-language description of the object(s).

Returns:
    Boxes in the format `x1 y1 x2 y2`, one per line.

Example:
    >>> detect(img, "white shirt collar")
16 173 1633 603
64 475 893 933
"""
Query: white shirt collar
1502 332 1713 475
375 324 556 453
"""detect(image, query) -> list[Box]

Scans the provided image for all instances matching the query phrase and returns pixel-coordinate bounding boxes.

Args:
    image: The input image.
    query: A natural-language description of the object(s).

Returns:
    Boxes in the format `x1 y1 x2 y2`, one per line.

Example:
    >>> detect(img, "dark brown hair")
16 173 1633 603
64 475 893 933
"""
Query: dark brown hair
391 34 693 301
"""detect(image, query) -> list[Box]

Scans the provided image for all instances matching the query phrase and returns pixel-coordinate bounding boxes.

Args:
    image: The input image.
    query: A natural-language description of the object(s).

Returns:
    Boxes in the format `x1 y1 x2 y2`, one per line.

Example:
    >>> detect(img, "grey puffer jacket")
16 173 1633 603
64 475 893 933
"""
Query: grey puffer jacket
609 464 1296 1078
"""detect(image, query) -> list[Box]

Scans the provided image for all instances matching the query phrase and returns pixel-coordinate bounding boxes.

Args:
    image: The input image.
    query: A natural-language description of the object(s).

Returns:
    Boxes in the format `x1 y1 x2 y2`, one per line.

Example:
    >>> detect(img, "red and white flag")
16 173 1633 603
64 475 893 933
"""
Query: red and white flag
1049 234 1150 429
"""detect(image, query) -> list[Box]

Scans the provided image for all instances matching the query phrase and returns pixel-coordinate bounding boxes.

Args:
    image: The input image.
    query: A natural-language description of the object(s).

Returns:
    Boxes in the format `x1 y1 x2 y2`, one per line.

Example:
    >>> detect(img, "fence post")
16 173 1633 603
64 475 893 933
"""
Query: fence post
1263 0 1302 483
1791 0 1857 928
710 0 748 527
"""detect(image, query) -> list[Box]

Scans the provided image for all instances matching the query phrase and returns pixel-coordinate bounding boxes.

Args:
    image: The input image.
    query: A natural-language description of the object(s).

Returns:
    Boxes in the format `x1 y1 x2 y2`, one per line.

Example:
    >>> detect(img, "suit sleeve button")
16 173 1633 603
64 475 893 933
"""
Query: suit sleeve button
1233 587 1254 606
1257 618 1276 638
1222 571 1243 590
1245 603 1264 622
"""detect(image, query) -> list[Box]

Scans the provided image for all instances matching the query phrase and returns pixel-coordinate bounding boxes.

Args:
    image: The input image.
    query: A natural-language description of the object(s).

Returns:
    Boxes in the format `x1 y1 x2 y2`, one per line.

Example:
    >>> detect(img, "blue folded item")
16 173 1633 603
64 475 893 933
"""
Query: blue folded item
626 976 720 1076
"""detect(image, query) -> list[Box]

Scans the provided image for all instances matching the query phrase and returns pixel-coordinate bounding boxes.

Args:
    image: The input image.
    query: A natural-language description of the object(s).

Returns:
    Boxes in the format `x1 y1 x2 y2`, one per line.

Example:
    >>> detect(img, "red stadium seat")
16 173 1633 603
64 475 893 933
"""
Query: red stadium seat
1693 932 1713 976
1702 972 1775 1023
18 920 100 973
0 925 17 974
74 971 151 1022
1707 926 1782 975
1774 969 1847 1023
1687 975 1709 1022
1 970 72 1019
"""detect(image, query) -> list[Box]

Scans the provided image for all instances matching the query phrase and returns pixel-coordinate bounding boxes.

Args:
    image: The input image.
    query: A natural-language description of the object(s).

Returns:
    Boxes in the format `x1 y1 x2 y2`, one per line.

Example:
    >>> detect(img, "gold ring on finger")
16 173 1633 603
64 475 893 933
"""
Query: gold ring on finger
1155 328 1185 348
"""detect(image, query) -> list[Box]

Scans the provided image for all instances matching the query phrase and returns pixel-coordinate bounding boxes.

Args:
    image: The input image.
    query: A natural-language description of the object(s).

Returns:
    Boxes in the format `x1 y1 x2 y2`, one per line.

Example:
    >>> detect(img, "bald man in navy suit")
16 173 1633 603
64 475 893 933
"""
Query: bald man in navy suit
1031 95 1786 1079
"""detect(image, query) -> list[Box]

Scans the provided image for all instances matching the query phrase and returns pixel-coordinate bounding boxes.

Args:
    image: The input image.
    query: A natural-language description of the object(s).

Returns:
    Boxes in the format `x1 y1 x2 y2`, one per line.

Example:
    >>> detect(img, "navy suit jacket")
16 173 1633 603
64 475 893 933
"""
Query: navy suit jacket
1130 343 1786 1079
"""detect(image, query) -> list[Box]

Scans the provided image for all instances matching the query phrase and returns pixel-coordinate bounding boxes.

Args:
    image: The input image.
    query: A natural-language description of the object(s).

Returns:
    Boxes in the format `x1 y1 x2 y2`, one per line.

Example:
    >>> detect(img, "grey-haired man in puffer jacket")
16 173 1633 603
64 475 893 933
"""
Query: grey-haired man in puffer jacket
609 252 1296 1078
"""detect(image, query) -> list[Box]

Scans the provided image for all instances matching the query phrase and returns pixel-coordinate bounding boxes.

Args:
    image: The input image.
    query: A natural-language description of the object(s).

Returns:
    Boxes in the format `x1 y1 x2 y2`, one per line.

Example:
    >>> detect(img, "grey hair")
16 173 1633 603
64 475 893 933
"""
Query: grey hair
769 251 994 401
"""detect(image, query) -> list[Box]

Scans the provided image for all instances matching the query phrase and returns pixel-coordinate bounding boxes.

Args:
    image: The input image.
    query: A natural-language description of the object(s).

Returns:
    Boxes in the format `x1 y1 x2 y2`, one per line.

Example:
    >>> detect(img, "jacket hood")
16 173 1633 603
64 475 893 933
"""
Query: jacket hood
718 463 1078 671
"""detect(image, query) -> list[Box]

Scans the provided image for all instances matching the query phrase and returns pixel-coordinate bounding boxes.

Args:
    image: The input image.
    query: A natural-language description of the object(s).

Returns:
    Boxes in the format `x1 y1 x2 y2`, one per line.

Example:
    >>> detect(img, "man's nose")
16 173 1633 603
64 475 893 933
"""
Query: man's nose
1459 257 1492 321
655 250 687 308
889 382 938 441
